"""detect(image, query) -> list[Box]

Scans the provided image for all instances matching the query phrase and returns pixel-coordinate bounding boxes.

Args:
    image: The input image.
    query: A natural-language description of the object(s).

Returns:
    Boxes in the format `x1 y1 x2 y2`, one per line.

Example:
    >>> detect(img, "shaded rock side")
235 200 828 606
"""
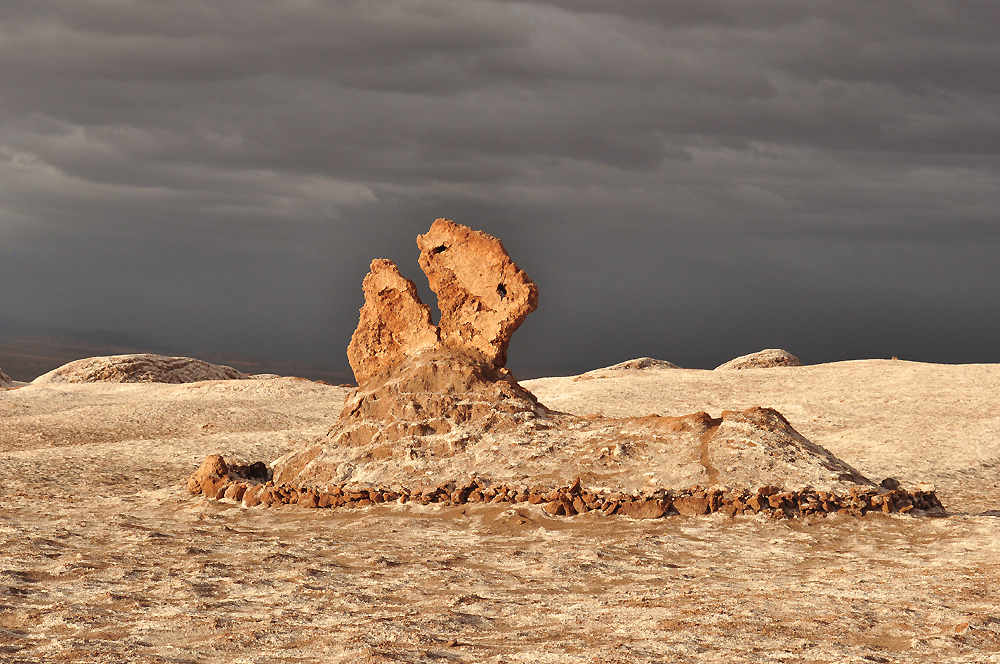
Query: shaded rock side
715 349 802 370
346 258 440 386
32 354 248 384
417 218 538 369
0 364 10 388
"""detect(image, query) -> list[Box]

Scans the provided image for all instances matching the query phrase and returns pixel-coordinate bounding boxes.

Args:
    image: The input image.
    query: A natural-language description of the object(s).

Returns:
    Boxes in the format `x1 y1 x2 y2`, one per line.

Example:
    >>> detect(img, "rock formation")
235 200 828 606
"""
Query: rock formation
313 219 544 461
346 219 539 389
33 354 248 384
416 218 538 369
716 349 802 370
274 219 544 483
190 219 943 520
191 456 944 519
0 364 11 388
346 259 439 386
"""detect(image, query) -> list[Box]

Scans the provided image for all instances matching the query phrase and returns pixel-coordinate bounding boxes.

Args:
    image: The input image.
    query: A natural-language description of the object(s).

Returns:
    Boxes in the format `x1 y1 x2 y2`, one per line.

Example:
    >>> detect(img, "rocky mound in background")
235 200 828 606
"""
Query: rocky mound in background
0 364 11 388
603 357 680 371
716 349 802 370
573 358 681 381
189 219 942 518
33 354 248 384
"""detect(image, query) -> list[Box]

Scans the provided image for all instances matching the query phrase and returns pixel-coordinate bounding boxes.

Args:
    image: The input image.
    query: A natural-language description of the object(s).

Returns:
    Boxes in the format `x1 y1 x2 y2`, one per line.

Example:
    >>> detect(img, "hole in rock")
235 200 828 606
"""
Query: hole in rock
497 283 507 299
432 245 447 254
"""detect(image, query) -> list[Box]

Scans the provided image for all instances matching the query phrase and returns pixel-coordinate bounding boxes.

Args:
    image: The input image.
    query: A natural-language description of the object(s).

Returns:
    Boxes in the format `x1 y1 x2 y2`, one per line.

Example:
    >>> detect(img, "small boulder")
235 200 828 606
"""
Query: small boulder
223 483 247 502
621 499 667 520
673 495 710 516
243 484 263 507
188 455 228 495
299 490 320 508
880 477 901 490
542 500 565 516
203 476 229 500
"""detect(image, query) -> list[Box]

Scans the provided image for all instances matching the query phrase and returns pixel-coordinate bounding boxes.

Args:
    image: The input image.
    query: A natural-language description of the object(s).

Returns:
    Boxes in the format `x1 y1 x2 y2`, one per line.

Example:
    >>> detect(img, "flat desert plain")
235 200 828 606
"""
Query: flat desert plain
1 359 999 663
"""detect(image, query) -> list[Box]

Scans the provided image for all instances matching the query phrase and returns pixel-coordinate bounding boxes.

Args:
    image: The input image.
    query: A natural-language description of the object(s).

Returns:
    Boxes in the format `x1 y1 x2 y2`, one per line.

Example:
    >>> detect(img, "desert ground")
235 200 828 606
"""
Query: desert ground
2 359 999 663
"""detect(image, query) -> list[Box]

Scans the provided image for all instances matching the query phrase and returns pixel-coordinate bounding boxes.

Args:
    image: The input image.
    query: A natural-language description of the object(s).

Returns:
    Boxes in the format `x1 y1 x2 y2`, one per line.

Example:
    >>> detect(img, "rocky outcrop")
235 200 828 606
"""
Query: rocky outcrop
416 219 538 369
267 221 877 497
316 219 544 464
0 364 11 388
268 400 878 499
346 259 440 386
346 219 539 389
187 454 269 499
273 349 544 486
190 219 944 520
32 354 248 384
715 349 802 370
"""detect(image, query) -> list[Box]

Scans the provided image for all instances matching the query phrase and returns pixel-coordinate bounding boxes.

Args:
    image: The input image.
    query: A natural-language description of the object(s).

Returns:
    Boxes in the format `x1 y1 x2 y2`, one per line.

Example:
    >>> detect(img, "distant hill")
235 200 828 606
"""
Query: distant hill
0 316 355 384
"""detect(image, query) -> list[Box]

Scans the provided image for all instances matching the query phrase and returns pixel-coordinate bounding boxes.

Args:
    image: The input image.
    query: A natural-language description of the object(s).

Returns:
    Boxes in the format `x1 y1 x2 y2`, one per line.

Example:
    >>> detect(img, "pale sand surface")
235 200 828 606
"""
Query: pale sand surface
1 361 999 663
527 360 1000 514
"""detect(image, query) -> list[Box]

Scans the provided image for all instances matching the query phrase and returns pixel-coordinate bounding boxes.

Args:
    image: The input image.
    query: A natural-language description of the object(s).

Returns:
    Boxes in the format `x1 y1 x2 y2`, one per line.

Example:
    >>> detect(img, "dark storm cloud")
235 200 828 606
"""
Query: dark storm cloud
0 1 998 374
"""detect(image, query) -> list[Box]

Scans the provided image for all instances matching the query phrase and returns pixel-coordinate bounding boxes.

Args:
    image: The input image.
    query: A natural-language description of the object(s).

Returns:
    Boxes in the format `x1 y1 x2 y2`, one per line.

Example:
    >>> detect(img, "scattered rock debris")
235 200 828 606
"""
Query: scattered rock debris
189 456 944 518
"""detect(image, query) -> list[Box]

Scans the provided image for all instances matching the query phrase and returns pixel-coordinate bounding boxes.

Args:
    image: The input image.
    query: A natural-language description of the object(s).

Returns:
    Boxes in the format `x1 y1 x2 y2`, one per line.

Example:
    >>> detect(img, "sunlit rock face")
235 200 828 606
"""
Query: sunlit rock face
347 218 539 388
416 218 538 370
346 258 440 387
274 219 545 485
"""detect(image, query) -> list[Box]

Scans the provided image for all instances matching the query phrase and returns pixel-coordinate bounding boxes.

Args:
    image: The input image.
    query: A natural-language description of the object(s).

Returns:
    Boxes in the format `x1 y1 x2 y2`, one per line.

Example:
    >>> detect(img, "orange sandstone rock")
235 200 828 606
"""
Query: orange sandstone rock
417 218 538 369
187 454 228 494
346 219 537 387
347 259 439 386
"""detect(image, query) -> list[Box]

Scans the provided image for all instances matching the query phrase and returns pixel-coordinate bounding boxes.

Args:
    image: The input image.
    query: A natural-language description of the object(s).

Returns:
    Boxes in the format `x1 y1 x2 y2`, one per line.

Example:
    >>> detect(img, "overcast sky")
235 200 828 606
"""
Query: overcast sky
1 0 998 377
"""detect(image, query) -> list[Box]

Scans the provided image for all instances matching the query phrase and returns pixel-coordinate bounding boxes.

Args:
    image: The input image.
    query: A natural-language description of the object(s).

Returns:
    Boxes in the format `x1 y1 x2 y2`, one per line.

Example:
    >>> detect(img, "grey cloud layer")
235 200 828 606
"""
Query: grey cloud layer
0 1 997 371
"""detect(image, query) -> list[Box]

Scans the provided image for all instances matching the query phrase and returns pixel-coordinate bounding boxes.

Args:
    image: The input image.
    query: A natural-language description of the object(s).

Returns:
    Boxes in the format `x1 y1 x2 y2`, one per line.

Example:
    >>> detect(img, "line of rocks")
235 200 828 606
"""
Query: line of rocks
188 455 944 518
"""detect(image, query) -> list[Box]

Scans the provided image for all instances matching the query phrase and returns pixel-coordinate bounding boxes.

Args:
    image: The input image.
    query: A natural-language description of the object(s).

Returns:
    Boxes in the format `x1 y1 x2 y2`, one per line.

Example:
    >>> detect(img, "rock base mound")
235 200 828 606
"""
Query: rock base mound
264 404 874 496
716 349 802 370
272 348 545 486
33 354 248 384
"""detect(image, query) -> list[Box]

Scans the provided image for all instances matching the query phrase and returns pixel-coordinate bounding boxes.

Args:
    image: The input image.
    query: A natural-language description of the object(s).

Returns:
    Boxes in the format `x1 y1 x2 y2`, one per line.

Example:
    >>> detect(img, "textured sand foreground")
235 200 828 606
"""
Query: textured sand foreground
1 361 999 663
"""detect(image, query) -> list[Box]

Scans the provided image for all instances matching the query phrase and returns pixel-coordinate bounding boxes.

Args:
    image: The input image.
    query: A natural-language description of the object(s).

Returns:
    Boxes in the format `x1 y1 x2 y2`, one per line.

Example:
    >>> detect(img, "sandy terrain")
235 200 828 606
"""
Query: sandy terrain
2 360 999 663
